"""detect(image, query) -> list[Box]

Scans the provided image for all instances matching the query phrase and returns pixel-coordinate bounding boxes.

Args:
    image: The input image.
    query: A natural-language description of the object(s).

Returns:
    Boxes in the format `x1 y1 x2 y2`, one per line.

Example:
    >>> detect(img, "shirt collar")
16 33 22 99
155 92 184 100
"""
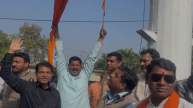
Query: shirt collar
36 82 52 91
148 97 168 108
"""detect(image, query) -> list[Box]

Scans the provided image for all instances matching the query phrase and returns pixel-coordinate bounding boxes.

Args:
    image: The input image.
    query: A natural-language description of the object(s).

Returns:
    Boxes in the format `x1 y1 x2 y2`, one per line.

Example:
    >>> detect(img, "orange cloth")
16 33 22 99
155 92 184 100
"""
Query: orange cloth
137 91 180 108
48 0 68 64
88 82 102 108
48 30 56 64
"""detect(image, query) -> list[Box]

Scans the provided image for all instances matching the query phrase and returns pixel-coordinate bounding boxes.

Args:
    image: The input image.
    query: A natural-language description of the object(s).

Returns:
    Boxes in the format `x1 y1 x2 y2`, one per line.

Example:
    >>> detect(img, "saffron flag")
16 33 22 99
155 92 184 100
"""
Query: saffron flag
48 0 68 64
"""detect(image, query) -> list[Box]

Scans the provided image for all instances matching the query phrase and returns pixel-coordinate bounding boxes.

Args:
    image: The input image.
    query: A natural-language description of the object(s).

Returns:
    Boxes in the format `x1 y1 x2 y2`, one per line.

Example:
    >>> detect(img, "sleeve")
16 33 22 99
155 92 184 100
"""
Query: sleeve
89 83 102 108
83 41 102 78
0 53 28 94
55 39 68 77
175 78 193 103
0 78 4 94
56 91 61 108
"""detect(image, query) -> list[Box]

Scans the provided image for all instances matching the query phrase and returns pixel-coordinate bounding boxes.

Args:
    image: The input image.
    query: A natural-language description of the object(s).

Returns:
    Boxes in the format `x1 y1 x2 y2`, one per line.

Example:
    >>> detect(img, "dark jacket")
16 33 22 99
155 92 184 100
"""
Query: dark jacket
0 53 61 108
175 76 193 104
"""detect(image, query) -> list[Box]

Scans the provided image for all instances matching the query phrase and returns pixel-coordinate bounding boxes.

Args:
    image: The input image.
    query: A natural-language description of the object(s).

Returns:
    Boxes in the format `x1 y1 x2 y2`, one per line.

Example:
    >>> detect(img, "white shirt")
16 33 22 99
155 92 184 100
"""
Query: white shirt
0 77 4 93
147 98 193 108
56 40 102 108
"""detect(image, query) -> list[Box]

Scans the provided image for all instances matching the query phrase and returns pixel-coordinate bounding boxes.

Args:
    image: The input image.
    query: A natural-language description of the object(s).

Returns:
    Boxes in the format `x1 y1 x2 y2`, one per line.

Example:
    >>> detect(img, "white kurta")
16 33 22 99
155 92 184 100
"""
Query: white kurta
146 98 193 108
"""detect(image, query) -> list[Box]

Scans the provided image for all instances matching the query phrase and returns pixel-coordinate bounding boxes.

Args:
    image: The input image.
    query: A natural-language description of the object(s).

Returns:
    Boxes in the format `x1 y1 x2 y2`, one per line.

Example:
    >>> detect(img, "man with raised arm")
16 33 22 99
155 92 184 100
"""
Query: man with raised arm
0 38 61 108
56 26 107 108
1 51 36 108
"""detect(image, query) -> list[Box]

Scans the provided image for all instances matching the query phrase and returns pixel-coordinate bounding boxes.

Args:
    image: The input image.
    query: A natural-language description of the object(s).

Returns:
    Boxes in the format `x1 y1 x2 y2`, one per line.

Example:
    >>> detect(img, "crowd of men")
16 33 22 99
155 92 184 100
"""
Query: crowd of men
0 25 193 108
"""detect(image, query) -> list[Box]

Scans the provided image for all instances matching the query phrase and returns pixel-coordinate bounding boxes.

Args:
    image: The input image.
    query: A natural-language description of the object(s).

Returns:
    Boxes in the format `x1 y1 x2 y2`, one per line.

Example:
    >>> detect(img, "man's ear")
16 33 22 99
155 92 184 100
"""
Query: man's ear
119 61 122 67
24 62 30 68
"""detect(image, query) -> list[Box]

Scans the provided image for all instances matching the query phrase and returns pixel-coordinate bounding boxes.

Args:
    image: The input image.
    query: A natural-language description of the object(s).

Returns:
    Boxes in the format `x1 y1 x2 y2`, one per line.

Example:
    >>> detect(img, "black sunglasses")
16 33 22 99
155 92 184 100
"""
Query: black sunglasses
149 73 175 84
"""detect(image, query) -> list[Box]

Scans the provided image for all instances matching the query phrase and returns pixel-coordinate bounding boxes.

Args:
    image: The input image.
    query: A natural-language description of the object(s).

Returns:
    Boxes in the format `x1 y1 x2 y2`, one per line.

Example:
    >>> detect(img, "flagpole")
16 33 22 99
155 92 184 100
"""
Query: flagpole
102 0 106 27
102 15 105 27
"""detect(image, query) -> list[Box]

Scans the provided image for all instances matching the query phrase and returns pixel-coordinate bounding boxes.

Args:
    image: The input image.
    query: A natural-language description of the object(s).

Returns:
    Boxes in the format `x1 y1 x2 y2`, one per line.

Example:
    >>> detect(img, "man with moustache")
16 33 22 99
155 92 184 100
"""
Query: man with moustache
0 43 36 108
137 58 193 108
56 26 107 108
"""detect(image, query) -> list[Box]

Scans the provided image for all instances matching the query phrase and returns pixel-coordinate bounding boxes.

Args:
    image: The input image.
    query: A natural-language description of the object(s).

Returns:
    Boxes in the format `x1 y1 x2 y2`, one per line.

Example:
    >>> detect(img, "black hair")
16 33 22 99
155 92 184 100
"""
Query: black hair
140 48 160 60
146 58 176 81
107 52 122 62
14 52 30 63
69 56 82 64
35 61 54 73
121 67 138 92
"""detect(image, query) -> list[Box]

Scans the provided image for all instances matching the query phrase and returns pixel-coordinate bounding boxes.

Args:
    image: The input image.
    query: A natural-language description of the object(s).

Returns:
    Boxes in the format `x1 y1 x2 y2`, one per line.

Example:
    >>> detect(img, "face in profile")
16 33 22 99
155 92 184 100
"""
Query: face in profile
106 56 121 72
36 66 53 85
68 60 82 76
140 53 153 71
147 66 175 100
12 57 29 73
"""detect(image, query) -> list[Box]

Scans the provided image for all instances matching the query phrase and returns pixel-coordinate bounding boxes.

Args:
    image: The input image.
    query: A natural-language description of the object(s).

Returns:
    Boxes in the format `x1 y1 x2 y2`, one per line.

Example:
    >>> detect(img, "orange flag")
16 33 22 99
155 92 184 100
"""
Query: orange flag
48 0 68 64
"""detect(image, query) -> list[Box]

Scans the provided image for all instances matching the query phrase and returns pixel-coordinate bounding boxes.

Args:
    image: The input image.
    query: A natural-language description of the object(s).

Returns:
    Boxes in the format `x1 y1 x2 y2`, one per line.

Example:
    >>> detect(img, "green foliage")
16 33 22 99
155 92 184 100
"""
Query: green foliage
95 48 140 70
0 23 48 64
0 31 10 59
116 48 140 68
18 23 48 64
95 54 107 70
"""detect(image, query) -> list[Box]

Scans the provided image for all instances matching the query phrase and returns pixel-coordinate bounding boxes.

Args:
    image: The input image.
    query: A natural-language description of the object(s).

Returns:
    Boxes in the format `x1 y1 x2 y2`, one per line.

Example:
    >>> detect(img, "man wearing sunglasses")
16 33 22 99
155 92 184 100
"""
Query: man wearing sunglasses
137 58 192 108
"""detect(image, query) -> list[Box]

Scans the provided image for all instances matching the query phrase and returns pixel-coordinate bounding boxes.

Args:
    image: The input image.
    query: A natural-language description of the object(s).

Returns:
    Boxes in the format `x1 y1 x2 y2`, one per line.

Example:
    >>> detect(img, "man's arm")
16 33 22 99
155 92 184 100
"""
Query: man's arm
175 78 193 103
89 83 102 108
83 26 107 77
0 38 28 93
55 38 68 77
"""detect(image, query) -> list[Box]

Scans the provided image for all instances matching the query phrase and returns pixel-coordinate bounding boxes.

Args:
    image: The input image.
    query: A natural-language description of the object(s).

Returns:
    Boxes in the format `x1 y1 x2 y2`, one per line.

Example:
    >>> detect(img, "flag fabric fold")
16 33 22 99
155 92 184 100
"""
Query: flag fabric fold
48 0 68 64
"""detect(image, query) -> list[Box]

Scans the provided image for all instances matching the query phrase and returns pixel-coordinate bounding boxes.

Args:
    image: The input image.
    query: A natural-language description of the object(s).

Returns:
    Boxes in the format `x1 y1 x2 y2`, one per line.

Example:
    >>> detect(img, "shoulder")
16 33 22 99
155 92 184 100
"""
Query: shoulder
179 98 193 107
50 87 60 96
126 103 136 108
136 98 149 108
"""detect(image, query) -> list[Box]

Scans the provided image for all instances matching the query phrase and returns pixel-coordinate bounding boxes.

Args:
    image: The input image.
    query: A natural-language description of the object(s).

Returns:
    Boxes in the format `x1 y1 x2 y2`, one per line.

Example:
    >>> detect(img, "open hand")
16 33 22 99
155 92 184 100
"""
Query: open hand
8 38 23 53
98 24 107 42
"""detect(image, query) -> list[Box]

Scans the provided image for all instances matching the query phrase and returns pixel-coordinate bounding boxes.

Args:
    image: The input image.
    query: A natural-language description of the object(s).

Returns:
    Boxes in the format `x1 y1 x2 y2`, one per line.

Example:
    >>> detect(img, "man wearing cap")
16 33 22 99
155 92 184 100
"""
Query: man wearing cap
0 46 36 108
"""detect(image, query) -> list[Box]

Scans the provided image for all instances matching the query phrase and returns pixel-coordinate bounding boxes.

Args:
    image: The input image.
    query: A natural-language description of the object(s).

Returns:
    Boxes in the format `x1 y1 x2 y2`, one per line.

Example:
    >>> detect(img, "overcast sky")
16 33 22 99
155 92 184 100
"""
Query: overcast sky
0 0 149 58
